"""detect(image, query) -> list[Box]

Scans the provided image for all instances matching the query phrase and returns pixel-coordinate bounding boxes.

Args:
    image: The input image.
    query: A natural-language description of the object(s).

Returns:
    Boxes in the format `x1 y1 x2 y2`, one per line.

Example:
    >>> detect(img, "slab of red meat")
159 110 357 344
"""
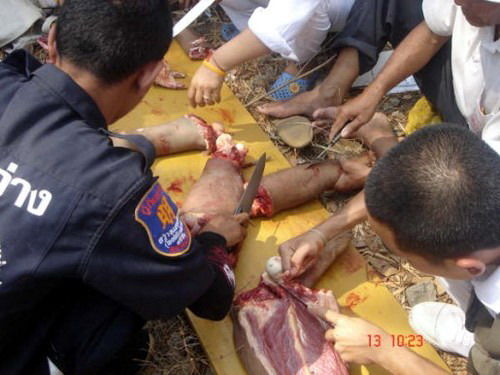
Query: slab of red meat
233 274 349 375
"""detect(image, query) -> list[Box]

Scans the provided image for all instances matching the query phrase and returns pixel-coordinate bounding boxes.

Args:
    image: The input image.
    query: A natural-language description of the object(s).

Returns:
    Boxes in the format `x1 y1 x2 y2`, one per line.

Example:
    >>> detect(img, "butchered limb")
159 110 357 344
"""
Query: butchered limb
299 231 351 288
251 160 342 217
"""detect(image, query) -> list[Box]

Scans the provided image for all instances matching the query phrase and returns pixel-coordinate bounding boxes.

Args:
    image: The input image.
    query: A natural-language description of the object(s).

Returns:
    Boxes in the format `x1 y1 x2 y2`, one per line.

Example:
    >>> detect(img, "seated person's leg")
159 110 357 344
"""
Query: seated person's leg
47 286 147 375
258 0 425 118
412 40 468 127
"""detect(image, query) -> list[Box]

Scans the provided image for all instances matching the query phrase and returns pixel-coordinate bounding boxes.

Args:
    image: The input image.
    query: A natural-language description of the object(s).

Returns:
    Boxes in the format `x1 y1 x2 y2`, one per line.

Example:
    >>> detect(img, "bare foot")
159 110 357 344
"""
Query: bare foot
257 87 337 118
354 113 398 158
334 154 373 193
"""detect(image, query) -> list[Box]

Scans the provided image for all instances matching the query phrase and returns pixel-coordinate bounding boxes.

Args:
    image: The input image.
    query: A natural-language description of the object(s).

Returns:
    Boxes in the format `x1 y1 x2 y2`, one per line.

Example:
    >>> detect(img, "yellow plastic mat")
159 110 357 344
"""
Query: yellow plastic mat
111 42 449 374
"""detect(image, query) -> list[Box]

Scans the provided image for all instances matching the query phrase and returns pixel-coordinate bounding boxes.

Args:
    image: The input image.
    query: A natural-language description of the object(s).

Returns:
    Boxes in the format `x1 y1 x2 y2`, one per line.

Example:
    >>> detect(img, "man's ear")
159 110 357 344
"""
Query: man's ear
136 60 163 96
455 257 486 277
47 23 58 64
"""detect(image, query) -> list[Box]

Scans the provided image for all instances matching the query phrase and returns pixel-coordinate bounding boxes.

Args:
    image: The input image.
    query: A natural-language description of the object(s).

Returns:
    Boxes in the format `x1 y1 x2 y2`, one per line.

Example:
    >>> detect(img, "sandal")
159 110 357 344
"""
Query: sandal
269 72 318 101
220 23 240 41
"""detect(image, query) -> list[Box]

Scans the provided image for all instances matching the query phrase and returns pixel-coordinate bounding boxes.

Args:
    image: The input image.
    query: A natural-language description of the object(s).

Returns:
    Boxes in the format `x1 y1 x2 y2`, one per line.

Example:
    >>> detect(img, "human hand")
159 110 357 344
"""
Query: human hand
188 63 225 107
321 309 391 365
278 229 326 278
200 213 249 247
313 90 381 142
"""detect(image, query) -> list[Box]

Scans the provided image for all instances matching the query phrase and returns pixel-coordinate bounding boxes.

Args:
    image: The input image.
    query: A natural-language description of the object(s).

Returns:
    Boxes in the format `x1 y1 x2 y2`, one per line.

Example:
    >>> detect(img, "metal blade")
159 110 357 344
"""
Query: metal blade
234 153 266 214
173 0 215 37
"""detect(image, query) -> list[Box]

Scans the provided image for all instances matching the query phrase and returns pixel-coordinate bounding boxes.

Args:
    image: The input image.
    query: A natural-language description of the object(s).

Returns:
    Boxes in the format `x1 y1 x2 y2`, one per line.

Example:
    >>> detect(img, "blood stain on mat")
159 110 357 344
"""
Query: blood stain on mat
151 108 164 116
214 108 235 124
167 178 184 193
344 292 367 309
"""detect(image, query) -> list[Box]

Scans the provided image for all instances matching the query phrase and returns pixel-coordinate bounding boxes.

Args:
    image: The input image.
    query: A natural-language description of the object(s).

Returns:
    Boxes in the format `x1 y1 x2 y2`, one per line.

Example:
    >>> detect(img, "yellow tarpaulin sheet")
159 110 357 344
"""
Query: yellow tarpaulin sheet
112 42 449 375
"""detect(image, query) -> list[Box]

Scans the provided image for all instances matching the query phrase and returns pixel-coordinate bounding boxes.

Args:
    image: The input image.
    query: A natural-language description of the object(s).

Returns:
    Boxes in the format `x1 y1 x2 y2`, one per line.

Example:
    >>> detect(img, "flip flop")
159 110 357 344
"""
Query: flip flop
221 23 240 41
269 72 318 101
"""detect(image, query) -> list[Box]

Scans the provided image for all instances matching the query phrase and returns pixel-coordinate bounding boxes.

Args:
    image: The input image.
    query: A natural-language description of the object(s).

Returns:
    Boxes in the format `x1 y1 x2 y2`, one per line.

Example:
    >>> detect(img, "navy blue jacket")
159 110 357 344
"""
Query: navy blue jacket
0 50 234 374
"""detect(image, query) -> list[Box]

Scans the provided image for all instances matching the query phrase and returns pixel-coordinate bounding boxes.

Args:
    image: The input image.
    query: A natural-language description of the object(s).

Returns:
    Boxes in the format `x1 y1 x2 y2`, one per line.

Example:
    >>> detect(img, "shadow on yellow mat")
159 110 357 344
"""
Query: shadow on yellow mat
111 42 450 375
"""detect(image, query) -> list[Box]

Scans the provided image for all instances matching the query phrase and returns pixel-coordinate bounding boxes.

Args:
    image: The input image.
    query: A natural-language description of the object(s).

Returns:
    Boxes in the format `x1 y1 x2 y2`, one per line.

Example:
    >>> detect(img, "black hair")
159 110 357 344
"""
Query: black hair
365 123 500 259
56 0 172 84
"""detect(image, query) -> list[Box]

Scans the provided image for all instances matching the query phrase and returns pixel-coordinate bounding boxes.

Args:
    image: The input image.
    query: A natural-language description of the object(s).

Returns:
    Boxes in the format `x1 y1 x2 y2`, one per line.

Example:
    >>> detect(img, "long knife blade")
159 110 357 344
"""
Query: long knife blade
173 0 215 37
234 153 266 214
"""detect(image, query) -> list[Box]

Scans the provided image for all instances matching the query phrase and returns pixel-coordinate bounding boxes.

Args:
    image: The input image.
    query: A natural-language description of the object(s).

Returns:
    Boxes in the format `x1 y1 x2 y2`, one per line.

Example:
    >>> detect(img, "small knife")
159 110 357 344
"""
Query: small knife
234 153 266 214
173 0 216 37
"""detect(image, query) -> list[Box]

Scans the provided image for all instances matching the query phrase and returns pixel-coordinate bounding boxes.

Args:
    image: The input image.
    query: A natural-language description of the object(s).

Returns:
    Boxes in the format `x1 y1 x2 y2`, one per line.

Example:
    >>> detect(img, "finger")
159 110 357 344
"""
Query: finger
329 114 349 141
313 107 337 120
324 310 342 325
195 87 205 107
342 117 365 138
278 245 294 271
234 213 250 225
188 85 197 108
238 226 248 241
204 97 215 106
311 120 332 129
325 328 336 342
307 304 329 320
290 248 315 275
213 88 222 104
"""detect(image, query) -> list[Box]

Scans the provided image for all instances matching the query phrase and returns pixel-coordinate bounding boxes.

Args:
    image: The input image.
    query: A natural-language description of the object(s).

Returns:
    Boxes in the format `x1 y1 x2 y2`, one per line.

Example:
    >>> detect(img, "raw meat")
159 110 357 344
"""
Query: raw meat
133 114 225 156
176 28 212 60
154 60 186 89
251 161 342 218
180 135 247 235
233 274 349 375
233 233 351 374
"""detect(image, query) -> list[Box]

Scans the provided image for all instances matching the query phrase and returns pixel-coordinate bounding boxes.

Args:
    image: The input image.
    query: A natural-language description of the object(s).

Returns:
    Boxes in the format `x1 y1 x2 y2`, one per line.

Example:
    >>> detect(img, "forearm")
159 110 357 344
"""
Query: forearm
376 346 449 375
319 47 360 100
314 191 367 241
212 28 271 71
364 22 449 101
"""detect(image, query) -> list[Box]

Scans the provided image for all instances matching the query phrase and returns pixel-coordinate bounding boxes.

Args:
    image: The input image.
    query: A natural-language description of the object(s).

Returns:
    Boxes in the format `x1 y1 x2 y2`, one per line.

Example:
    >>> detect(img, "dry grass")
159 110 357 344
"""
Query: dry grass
1 8 467 373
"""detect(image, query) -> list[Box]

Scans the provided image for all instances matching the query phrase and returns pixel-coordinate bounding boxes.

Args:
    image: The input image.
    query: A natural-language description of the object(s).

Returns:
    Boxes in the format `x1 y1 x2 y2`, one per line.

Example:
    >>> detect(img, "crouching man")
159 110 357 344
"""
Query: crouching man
0 1 247 374
286 124 500 374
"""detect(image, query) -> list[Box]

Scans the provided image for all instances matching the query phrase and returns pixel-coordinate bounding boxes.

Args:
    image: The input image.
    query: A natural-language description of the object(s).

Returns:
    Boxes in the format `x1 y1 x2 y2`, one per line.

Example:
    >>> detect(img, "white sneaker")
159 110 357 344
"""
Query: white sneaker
409 302 475 357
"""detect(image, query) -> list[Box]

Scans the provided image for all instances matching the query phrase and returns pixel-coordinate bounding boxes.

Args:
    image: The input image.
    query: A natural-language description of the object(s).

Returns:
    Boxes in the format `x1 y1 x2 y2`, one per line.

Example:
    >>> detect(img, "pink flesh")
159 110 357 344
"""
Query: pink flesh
154 61 186 89
250 185 273 218
234 276 349 375
188 37 212 60
186 114 219 153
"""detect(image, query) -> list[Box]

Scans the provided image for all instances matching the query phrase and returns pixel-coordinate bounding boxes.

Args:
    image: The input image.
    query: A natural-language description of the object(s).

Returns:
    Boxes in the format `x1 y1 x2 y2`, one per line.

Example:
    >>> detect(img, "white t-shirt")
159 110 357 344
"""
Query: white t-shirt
219 0 354 63
423 0 500 154
440 267 500 317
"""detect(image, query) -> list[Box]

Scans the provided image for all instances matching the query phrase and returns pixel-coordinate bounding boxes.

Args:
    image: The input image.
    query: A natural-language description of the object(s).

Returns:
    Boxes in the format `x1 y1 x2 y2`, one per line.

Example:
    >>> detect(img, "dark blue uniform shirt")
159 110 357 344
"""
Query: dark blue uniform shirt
0 50 234 374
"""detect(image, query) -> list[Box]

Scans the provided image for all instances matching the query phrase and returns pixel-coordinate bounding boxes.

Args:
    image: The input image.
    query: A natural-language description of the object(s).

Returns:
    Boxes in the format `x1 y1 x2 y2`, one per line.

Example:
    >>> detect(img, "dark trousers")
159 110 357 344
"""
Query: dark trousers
43 287 147 375
334 0 467 127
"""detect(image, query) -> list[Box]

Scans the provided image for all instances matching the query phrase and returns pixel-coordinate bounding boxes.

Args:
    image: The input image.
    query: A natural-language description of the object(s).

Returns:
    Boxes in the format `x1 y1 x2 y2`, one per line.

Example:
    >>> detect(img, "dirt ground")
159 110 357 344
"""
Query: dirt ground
0 6 468 374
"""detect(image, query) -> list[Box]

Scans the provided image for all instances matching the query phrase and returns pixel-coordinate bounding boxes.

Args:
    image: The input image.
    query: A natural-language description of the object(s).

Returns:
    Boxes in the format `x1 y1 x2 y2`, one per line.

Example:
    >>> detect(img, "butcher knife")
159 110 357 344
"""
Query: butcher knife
234 153 266 214
173 0 216 37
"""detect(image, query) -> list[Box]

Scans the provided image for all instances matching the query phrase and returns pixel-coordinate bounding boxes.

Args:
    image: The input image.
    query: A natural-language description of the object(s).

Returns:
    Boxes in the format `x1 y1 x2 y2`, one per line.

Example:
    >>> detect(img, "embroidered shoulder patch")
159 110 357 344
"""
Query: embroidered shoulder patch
135 182 191 257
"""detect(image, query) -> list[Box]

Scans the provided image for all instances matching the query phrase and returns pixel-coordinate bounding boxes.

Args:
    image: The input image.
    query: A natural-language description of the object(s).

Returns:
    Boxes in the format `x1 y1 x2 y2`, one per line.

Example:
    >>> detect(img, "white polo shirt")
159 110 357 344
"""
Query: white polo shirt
423 0 500 155
220 0 354 63
423 0 500 317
